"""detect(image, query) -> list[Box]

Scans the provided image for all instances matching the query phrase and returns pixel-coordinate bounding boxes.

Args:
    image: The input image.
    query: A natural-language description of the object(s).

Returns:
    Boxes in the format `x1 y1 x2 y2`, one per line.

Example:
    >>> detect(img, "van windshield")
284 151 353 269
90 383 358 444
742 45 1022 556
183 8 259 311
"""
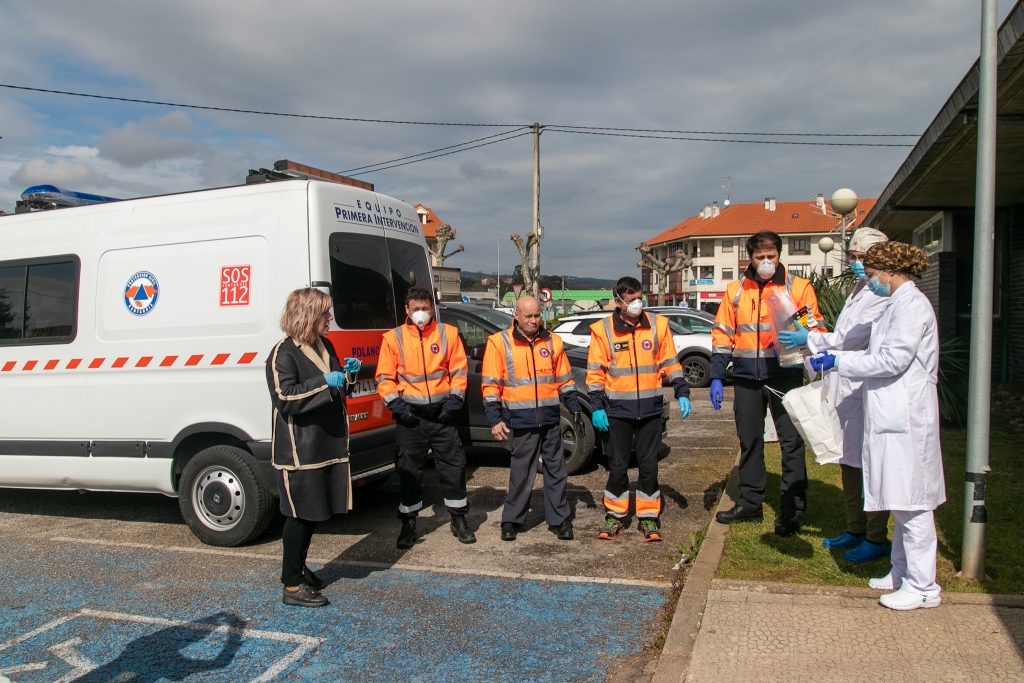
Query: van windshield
328 233 431 330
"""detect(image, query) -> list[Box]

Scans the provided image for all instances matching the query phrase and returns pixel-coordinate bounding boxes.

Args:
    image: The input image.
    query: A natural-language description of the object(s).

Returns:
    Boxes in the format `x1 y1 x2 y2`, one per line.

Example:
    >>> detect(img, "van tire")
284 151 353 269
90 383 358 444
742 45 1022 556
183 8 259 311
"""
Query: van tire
178 445 277 547
560 407 596 475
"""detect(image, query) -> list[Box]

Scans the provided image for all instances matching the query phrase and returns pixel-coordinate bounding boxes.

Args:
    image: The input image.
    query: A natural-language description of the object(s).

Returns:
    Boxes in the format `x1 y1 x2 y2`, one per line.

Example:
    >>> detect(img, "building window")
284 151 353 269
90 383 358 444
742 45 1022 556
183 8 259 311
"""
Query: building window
788 265 809 277
789 238 810 255
695 240 715 257
721 240 734 253
823 266 834 277
722 268 734 280
913 216 944 254
698 266 714 280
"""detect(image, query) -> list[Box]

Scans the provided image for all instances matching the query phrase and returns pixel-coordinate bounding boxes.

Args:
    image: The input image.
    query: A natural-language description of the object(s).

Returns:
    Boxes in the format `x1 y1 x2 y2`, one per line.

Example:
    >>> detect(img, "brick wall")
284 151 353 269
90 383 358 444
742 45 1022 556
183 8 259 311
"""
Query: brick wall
917 252 957 341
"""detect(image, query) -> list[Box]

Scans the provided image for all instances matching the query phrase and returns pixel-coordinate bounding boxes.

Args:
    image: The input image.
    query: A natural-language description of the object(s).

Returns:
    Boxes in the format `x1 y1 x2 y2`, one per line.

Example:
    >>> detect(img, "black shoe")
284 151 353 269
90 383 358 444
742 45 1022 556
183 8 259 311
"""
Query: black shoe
500 523 518 542
450 515 477 544
397 518 417 549
774 517 802 537
715 503 764 524
302 565 324 590
282 584 328 608
551 521 574 541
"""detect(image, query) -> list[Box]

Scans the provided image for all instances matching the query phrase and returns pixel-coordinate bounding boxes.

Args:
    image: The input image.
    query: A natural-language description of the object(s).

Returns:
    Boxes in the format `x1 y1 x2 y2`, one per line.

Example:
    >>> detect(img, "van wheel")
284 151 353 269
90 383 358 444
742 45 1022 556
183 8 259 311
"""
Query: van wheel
178 445 276 547
680 354 711 388
560 407 596 474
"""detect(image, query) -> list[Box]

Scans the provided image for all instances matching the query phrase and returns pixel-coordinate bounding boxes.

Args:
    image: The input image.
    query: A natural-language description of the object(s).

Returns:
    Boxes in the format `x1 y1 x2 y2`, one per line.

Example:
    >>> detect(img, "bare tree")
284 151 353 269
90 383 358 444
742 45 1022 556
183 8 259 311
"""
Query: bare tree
509 232 539 297
428 223 465 268
636 242 691 306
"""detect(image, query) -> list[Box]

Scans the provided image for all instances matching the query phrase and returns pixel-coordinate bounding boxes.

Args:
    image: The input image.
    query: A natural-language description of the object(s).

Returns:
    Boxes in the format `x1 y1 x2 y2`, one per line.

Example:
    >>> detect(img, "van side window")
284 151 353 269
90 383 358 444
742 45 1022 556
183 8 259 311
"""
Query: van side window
0 257 78 344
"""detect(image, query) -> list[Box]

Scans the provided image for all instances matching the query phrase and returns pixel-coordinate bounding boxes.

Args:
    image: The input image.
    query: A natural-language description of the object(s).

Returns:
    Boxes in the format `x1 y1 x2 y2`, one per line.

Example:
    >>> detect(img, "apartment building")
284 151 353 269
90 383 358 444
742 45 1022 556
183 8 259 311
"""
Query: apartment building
642 195 875 311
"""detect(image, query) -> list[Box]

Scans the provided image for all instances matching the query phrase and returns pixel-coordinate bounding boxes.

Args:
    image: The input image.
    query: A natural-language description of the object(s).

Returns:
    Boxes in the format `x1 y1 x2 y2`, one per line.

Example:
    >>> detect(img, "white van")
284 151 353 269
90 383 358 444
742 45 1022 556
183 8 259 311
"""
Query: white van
0 178 433 545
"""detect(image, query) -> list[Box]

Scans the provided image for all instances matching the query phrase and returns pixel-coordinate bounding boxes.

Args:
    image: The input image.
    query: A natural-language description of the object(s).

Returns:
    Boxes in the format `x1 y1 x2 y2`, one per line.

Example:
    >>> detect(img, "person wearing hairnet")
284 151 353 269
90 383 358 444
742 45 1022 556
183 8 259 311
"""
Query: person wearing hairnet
778 227 892 563
809 241 945 611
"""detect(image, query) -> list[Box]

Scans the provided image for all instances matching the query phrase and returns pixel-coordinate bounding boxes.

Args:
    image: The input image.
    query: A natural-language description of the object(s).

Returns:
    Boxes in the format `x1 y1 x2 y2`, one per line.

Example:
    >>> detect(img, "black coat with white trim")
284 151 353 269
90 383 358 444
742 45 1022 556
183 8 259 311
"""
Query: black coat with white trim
266 336 348 470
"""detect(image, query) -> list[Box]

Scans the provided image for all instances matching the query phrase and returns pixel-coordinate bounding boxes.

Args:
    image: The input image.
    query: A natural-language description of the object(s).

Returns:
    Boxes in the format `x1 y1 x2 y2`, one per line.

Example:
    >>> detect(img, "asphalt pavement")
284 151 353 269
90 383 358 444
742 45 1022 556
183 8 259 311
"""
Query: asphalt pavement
0 387 739 682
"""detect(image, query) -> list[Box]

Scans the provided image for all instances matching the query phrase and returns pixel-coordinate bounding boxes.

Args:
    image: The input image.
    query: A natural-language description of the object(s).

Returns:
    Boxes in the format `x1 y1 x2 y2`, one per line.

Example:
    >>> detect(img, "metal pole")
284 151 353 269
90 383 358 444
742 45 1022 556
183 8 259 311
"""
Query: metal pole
530 123 541 298
496 237 500 306
961 0 997 580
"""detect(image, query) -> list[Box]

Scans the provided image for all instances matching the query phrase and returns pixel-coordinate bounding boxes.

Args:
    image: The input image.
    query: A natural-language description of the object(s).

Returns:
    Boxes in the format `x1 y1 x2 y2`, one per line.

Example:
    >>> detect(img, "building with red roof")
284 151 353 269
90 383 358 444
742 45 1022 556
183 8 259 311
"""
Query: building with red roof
641 194 875 311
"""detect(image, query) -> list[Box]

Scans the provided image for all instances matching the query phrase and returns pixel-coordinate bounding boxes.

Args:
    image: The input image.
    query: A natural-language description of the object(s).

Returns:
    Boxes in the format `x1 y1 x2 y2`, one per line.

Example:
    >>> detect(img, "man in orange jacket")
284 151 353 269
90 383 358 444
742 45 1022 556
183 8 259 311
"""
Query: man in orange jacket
587 276 691 542
710 231 826 536
376 287 474 549
482 295 581 541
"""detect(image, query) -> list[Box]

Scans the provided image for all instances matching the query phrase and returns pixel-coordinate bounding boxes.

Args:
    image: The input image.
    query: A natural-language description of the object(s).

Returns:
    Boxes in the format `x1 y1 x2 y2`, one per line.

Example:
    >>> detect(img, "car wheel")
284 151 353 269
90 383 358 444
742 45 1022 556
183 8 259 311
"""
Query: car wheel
178 445 277 547
560 407 596 474
680 354 711 388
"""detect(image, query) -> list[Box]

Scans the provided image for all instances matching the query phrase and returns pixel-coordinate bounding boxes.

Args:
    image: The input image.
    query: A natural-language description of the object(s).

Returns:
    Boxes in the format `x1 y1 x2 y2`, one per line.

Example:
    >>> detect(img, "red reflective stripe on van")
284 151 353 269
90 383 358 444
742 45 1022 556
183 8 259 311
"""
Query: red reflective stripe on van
135 357 153 368
211 353 230 365
67 359 82 369
185 354 203 367
89 358 105 369
238 352 258 364
111 357 129 368
160 356 178 367
2 361 15 372
44 359 59 370
23 360 38 371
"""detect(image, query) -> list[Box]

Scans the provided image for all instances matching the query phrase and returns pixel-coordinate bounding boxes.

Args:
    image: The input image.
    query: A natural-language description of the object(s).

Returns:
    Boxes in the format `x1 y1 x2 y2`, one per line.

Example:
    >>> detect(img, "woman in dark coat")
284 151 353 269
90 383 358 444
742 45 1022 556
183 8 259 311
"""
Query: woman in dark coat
266 288 360 607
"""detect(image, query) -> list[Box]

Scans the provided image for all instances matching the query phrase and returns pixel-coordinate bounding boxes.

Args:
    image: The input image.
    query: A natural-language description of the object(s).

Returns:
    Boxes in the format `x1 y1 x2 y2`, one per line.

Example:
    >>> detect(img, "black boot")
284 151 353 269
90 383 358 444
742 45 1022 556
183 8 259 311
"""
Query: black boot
397 517 417 549
450 515 477 544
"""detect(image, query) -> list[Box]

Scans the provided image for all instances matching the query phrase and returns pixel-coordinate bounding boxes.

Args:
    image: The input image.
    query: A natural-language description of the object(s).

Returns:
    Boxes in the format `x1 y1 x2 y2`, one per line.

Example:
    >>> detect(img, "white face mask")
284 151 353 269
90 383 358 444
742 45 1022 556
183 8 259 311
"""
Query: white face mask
410 310 432 329
622 298 644 316
756 260 777 280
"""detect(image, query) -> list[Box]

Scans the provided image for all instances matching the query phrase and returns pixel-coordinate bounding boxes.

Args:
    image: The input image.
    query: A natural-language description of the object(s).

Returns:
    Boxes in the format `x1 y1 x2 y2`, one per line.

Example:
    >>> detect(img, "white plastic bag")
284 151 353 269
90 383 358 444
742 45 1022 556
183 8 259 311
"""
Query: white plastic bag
781 374 844 465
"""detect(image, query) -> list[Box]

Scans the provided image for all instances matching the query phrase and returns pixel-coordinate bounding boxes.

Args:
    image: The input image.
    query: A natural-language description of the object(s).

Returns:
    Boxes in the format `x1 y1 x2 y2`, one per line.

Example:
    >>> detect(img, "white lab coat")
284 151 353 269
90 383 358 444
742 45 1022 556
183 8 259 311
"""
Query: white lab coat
835 282 945 512
806 281 889 467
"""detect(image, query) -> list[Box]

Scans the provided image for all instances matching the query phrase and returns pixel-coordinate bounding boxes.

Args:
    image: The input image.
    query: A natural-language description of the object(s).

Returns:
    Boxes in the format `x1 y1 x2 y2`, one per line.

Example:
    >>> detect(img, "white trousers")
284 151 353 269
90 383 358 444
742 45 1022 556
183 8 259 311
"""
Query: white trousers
890 509 940 598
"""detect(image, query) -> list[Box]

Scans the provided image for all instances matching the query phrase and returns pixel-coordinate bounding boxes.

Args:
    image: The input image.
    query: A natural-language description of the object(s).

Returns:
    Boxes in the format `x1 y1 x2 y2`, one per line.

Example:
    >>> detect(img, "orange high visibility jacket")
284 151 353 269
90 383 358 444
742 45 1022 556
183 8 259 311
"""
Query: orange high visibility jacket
376 319 468 411
586 311 688 420
711 264 825 381
481 324 581 429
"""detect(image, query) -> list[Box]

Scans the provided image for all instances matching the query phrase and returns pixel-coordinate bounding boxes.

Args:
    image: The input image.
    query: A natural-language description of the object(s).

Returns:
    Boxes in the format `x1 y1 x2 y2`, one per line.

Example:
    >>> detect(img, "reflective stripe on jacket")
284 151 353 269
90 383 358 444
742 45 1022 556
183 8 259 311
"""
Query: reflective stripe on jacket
586 311 689 420
481 324 581 430
376 319 468 407
710 264 825 381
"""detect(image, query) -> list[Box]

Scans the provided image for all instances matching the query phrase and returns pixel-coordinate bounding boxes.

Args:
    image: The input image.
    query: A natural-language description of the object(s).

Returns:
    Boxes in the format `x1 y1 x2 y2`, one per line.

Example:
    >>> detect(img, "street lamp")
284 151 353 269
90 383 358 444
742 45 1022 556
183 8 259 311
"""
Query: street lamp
560 275 577 314
830 188 858 245
818 236 835 277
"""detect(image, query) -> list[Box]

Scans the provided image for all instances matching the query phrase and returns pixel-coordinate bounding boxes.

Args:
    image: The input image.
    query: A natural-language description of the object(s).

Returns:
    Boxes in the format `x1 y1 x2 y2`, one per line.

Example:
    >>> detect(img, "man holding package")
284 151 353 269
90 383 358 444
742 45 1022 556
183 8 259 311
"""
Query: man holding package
710 230 826 536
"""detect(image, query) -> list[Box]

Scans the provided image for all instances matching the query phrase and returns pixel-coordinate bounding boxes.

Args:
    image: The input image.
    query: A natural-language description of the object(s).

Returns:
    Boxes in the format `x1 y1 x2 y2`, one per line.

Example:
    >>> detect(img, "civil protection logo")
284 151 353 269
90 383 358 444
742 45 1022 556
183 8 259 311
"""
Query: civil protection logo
430 343 440 354
539 347 551 358
124 271 159 316
642 339 653 351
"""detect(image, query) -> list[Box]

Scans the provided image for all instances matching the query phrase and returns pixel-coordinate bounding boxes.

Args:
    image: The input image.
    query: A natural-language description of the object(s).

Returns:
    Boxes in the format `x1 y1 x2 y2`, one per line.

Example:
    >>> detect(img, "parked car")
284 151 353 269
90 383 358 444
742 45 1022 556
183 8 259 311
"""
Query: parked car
551 309 714 388
436 303 599 473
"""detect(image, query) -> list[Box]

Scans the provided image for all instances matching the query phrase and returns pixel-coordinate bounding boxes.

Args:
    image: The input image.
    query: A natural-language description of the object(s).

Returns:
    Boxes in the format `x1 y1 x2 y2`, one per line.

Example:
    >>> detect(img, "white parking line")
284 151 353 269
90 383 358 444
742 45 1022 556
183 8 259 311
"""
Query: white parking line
50 536 673 589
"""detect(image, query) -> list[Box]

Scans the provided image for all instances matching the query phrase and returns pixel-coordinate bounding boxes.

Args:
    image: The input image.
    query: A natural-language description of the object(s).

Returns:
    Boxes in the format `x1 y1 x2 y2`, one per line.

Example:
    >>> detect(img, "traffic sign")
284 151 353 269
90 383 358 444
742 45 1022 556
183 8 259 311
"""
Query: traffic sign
461 294 471 303
512 283 524 298
538 288 553 303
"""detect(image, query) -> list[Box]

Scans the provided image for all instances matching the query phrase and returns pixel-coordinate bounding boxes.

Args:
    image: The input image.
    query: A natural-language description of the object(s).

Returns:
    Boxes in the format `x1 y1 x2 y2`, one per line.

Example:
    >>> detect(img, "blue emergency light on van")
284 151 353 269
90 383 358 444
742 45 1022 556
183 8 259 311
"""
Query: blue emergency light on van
20 184 120 209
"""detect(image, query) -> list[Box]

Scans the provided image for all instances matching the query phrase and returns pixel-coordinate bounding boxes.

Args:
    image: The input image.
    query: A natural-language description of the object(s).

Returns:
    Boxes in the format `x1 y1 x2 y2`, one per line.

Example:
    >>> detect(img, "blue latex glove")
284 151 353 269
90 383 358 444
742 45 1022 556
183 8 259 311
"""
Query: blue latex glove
809 352 837 373
777 321 809 349
591 409 609 432
343 357 362 375
677 396 691 418
709 379 724 411
323 371 346 388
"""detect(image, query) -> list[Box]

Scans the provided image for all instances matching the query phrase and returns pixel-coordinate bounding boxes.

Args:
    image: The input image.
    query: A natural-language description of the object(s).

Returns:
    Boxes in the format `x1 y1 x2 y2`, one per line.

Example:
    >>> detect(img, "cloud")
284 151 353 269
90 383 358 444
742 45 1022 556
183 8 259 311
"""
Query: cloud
97 111 200 166
10 158 111 189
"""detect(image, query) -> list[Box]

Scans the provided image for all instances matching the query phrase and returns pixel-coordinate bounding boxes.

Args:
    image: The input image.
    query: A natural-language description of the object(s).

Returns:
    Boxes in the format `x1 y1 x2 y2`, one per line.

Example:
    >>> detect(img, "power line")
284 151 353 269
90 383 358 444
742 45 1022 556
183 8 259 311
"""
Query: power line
549 124 919 137
348 130 535 176
0 83 521 128
339 127 530 174
545 127 915 147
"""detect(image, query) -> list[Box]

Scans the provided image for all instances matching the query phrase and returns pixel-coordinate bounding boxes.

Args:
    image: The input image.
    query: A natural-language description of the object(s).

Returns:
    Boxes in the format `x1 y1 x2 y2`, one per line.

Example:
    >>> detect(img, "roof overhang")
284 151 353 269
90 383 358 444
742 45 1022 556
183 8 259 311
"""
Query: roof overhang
865 4 1024 239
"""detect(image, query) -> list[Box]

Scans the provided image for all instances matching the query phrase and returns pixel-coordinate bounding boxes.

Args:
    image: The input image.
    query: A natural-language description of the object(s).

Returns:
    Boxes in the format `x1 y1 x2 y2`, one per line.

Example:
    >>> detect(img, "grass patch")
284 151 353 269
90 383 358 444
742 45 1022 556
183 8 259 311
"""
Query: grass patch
717 426 1024 594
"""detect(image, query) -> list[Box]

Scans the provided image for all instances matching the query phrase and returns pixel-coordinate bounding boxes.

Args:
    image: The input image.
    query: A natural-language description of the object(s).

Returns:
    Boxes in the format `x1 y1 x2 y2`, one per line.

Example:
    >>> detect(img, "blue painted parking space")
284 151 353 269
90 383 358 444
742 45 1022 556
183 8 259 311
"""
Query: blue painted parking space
0 537 666 682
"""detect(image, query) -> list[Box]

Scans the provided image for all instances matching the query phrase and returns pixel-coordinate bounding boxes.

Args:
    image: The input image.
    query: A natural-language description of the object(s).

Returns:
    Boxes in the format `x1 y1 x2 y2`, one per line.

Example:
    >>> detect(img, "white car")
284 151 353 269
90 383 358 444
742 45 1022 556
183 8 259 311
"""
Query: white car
551 310 714 388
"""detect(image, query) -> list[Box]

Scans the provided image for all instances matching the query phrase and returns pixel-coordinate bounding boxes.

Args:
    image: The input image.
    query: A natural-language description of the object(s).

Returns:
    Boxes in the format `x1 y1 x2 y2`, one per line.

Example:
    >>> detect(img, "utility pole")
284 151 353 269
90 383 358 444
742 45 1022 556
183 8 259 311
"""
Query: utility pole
962 0 997 581
530 122 542 298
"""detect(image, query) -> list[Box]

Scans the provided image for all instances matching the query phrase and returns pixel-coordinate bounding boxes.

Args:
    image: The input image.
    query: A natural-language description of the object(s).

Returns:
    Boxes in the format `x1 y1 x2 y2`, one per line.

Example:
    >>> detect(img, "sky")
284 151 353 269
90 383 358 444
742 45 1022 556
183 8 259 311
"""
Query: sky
1 1 1017 279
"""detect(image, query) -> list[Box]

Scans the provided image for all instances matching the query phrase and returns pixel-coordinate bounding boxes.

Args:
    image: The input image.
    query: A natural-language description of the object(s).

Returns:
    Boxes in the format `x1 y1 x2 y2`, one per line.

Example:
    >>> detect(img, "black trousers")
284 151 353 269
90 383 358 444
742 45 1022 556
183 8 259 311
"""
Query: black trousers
733 375 807 521
395 418 468 518
502 424 570 526
280 517 316 586
605 415 663 519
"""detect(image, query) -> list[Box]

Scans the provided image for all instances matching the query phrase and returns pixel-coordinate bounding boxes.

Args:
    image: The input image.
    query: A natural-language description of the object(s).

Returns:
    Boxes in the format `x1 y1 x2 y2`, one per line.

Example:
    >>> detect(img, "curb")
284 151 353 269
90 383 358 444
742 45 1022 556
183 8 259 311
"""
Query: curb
650 464 739 683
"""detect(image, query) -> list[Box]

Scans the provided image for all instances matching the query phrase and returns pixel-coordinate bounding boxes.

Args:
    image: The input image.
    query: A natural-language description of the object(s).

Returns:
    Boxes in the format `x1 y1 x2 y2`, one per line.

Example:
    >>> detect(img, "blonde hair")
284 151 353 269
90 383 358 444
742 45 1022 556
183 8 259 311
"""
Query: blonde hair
280 288 333 344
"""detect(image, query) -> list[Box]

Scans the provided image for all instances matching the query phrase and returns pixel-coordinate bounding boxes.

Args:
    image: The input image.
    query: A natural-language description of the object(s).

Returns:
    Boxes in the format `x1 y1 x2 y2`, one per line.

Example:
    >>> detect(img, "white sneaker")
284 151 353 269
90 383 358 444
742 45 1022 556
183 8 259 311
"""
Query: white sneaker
868 573 898 590
879 589 941 611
